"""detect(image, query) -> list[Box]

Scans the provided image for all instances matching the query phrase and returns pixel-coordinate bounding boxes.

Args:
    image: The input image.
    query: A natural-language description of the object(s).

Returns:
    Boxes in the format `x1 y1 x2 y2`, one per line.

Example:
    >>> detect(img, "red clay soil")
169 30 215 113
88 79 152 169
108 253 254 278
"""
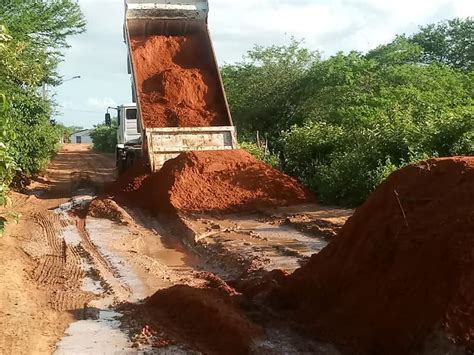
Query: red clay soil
108 150 315 213
144 285 262 354
270 157 474 354
87 198 131 225
130 35 229 128
105 162 152 208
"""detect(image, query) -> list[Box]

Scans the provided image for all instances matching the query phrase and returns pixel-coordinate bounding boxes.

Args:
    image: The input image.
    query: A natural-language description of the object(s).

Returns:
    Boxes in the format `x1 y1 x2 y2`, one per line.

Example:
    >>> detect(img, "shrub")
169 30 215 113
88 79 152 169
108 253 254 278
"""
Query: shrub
90 122 118 153
240 141 280 168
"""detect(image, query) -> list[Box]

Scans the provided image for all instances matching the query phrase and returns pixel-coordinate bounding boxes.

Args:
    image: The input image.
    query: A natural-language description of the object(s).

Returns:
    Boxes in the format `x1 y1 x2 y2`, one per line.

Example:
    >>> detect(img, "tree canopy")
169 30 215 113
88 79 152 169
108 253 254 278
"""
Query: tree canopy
410 17 473 71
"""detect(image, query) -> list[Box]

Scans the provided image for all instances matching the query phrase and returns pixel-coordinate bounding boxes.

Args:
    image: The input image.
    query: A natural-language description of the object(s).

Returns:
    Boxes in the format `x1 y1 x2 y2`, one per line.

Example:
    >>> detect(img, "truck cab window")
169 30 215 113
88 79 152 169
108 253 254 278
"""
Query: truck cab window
126 109 137 120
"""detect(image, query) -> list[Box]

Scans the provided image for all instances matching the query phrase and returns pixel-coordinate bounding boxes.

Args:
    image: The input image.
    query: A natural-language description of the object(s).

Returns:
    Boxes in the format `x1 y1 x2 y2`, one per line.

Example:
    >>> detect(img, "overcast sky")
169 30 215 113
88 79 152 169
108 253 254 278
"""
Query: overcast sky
53 0 473 128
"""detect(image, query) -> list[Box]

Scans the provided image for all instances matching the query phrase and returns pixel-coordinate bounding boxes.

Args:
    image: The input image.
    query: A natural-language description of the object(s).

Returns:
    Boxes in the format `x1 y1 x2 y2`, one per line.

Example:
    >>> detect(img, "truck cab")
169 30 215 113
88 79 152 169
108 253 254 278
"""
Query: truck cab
114 103 143 173
117 103 140 145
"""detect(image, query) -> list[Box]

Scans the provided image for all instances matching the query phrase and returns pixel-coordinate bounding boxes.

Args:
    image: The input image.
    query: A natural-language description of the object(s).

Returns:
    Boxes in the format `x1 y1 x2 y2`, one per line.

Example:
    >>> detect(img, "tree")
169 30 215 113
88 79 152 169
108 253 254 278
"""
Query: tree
0 0 86 84
222 39 320 143
366 36 423 65
0 1 85 206
281 55 473 206
409 17 473 71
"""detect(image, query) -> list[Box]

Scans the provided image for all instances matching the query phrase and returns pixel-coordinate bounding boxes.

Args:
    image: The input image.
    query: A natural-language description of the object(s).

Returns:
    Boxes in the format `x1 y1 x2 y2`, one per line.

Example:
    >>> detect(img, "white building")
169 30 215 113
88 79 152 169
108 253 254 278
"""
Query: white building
70 129 93 144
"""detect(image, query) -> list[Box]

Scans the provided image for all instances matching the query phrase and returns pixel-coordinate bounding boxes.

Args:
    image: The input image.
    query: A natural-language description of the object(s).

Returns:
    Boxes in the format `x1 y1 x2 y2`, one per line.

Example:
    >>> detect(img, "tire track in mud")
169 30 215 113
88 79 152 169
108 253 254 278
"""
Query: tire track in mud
33 211 94 312
74 215 133 299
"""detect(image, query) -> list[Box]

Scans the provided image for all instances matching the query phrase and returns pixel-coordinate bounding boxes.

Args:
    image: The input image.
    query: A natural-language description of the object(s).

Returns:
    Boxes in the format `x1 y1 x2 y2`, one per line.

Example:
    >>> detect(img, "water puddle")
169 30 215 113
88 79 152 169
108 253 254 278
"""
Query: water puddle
61 225 82 247
253 223 328 256
195 216 329 272
55 191 95 215
55 310 135 355
86 217 149 301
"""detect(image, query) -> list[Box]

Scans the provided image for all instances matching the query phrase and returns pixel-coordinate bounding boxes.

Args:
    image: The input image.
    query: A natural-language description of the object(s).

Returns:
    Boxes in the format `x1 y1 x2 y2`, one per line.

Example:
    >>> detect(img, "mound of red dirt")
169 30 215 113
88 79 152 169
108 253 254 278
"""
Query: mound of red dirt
105 162 152 208
109 150 315 213
271 157 474 354
87 198 131 225
144 285 262 354
130 35 229 128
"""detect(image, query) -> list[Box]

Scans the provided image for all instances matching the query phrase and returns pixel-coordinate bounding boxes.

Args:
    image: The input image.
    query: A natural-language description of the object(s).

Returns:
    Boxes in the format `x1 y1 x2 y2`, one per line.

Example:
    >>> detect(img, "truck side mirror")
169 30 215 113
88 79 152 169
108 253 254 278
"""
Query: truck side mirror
105 113 112 126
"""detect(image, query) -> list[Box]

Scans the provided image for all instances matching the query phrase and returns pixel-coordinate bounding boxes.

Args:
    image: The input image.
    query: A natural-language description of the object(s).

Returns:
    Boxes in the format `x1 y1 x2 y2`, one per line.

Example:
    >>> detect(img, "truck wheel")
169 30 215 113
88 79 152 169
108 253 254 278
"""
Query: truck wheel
117 158 127 175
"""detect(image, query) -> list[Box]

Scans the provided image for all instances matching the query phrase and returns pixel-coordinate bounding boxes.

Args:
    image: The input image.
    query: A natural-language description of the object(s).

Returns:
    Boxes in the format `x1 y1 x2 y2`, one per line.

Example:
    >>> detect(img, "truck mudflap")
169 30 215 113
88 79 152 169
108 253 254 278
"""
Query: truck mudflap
145 126 238 172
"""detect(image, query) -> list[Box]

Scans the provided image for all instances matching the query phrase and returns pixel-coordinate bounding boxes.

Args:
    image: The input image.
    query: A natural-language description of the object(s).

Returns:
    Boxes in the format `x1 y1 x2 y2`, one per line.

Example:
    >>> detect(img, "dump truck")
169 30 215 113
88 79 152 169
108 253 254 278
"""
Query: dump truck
110 0 237 173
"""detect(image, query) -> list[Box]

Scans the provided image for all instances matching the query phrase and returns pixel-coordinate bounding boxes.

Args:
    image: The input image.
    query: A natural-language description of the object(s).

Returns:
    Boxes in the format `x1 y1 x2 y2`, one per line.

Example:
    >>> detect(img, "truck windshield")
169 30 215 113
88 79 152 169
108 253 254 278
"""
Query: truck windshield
126 109 137 120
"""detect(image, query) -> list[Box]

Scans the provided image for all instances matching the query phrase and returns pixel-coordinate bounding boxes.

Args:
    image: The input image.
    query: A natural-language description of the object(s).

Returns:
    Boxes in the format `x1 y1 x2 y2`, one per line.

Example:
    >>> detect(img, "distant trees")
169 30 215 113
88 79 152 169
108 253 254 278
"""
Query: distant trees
410 17 473 71
0 1 85 205
223 17 473 206
222 39 319 143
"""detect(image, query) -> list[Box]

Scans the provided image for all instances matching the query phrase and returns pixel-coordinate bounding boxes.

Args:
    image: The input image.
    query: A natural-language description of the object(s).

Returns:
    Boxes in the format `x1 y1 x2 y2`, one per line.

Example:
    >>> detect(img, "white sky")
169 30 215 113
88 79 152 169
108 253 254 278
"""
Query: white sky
53 0 474 128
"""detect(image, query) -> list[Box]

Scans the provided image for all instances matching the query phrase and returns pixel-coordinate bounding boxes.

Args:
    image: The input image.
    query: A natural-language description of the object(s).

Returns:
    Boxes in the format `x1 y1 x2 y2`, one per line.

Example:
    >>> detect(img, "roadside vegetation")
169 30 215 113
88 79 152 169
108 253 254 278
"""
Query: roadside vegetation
0 1 85 209
224 17 473 206
90 120 118 153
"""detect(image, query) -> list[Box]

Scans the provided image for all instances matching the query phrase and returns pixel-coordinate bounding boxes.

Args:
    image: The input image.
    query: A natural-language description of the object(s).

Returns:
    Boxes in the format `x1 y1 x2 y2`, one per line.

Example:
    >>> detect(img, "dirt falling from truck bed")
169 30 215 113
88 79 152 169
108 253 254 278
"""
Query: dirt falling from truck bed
108 150 315 213
130 35 229 128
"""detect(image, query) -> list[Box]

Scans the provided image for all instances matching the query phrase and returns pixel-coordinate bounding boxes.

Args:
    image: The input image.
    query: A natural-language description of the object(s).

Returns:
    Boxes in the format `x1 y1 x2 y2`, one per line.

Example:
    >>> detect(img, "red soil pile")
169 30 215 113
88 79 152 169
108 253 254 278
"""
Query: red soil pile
105 162 151 208
144 285 262 354
87 198 131 225
130 35 229 128
271 157 474 354
137 150 314 213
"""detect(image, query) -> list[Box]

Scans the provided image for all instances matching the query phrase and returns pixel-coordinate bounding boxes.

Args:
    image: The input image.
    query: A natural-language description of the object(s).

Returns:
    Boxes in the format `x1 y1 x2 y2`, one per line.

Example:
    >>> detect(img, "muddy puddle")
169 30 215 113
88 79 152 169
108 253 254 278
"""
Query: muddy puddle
48 189 158 353
52 192 137 353
55 309 135 354
188 213 330 273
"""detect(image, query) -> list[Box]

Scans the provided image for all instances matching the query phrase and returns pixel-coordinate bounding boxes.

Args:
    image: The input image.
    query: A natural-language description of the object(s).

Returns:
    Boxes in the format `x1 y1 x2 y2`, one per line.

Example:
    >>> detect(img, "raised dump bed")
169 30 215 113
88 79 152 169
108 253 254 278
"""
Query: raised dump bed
124 0 237 171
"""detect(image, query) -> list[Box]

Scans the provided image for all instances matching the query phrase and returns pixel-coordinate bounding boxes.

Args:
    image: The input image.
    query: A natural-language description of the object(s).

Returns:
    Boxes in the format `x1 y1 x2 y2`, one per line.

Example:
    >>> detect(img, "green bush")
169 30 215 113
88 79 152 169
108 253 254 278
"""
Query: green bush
90 122 118 153
280 63 473 206
0 142 16 206
240 141 279 168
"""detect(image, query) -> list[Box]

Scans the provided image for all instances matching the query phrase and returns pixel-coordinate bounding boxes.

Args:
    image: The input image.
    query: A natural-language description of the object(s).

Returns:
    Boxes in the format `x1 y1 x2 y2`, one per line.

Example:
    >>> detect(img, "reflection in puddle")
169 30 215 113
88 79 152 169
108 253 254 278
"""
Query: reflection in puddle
86 217 148 302
54 310 134 355
53 196 144 353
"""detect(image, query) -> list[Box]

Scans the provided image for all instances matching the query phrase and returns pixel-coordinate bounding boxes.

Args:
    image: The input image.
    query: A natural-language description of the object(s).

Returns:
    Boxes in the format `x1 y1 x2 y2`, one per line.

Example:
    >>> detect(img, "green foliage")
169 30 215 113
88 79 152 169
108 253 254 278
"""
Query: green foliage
0 0 86 84
239 141 279 168
0 1 85 205
280 58 473 206
222 39 320 143
90 121 118 153
366 36 423 65
224 17 473 207
0 142 17 206
410 17 473 71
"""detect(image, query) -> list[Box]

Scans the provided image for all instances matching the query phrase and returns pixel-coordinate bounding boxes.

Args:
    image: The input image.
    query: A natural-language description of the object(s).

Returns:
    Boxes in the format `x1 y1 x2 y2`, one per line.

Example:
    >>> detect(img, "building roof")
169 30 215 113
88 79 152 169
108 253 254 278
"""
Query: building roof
70 129 92 137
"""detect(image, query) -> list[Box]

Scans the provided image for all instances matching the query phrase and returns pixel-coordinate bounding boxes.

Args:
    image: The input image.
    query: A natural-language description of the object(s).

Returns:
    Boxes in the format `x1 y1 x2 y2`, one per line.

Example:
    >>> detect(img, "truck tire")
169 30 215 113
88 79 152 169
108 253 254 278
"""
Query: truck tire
117 158 127 175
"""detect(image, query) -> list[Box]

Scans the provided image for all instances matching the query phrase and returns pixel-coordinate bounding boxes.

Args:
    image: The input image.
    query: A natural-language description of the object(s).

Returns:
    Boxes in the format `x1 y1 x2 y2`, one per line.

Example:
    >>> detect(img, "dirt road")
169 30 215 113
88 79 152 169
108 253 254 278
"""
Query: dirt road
0 144 351 354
